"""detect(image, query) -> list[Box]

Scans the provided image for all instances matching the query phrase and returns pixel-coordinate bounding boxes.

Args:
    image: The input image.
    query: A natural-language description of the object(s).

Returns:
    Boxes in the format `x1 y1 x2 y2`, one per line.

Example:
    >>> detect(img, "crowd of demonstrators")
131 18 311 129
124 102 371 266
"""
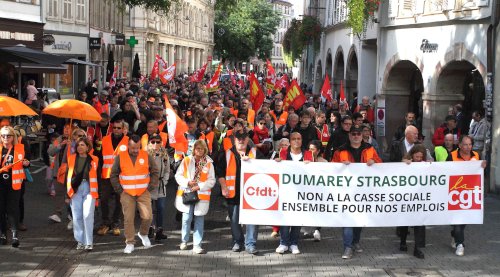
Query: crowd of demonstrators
0 70 489 259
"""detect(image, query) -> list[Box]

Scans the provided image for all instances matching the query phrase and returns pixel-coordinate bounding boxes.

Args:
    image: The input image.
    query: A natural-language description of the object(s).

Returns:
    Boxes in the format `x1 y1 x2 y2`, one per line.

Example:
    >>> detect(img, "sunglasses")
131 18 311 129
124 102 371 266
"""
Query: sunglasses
258 122 265 125
77 134 85 138
150 140 161 144
1 134 13 138
350 132 362 136
113 127 122 130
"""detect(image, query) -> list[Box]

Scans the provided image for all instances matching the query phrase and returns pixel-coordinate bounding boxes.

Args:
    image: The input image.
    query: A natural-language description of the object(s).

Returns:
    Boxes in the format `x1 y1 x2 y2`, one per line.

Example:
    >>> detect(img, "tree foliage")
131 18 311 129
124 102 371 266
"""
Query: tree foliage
214 0 280 62
282 16 322 62
118 0 179 13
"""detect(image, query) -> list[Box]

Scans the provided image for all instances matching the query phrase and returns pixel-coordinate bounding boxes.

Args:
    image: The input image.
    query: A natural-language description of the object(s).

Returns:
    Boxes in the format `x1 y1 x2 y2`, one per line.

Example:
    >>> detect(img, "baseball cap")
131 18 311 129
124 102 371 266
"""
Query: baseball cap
350 124 363 133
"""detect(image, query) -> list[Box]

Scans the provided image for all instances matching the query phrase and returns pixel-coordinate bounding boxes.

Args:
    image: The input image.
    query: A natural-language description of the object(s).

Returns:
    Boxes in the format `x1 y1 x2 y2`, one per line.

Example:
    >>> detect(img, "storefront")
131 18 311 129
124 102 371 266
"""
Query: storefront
43 34 89 98
0 18 44 95
89 28 125 90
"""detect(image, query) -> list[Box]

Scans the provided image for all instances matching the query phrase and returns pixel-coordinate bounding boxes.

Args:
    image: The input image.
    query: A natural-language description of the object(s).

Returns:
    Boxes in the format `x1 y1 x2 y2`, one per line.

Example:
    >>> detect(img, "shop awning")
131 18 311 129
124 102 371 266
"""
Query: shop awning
10 63 68 74
64 58 101 67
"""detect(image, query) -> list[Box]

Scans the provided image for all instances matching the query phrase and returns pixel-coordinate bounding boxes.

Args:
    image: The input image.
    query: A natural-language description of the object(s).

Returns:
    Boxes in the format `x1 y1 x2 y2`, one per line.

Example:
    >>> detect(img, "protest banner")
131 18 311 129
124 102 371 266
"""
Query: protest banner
239 160 484 227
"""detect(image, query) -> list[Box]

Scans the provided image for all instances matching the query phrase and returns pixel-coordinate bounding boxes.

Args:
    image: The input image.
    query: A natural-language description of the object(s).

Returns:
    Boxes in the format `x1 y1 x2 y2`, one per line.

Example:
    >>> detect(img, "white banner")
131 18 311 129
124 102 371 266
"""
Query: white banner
239 160 484 227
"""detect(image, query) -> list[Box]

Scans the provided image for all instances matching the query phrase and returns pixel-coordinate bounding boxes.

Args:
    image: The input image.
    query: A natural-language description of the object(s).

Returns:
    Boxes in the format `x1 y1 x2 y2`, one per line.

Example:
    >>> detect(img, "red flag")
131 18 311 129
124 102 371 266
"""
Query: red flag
109 65 118 87
249 73 265 111
238 78 245 89
266 60 276 90
283 80 306 110
150 55 162 80
190 62 207 83
320 75 333 102
205 64 222 93
159 63 176 84
339 79 349 109
163 96 188 153
274 74 289 91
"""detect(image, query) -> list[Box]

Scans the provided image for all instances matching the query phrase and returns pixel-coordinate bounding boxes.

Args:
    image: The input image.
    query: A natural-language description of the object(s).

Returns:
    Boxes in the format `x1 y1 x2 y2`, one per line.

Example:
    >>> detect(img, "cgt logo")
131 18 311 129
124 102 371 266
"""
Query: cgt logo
448 175 482 210
242 173 279 210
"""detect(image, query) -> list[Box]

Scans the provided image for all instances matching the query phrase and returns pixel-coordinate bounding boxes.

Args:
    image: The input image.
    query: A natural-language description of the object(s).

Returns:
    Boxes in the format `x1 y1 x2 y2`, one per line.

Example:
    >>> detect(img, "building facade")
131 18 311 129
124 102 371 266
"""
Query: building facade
125 0 215 78
43 0 90 96
271 0 293 73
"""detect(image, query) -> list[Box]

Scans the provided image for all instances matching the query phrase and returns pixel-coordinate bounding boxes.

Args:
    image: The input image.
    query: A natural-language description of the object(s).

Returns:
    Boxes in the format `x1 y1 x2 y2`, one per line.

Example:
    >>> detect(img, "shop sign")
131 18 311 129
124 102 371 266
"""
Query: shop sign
89 37 101 49
115 34 125 45
52 41 72 51
420 39 438 53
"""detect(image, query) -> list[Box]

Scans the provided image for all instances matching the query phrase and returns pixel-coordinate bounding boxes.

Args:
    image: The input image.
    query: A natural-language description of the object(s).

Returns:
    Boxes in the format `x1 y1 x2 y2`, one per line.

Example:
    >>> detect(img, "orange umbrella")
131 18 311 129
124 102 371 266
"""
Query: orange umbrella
0 96 37 116
42 99 101 121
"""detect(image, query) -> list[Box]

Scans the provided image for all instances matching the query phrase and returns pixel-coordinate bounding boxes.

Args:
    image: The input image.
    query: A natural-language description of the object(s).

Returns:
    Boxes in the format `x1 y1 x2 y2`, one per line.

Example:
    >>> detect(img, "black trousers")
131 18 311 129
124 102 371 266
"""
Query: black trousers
98 178 122 227
398 226 425 248
0 184 21 234
451 225 466 246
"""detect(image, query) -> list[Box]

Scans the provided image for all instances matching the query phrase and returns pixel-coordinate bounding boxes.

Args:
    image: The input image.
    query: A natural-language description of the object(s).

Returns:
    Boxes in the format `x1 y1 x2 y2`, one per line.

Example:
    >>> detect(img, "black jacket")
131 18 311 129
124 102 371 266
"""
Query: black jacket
325 128 349 161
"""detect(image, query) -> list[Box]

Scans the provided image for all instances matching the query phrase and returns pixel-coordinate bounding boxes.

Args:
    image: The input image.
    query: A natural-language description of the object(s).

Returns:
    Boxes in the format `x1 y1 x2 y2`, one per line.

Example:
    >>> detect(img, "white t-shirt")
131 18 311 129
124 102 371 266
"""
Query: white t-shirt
290 152 303 161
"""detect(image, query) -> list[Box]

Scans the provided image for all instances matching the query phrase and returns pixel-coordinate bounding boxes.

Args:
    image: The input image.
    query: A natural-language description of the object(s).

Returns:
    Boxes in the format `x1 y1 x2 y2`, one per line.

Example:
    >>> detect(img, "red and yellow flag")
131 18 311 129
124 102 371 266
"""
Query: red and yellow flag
283 80 306 110
205 64 222 93
266 60 276 90
249 73 265 111
163 96 188 154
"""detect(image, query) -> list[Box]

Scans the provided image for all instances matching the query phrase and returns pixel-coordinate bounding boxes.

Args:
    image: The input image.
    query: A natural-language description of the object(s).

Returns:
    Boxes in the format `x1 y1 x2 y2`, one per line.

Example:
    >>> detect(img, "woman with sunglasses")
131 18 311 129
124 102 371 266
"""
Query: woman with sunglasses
66 137 99 251
252 115 273 157
0 126 30 247
147 134 170 241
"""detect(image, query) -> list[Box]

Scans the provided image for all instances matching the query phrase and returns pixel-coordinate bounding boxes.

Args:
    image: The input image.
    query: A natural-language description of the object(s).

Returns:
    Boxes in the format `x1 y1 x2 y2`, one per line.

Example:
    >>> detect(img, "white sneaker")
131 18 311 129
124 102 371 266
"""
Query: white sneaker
275 244 288 254
193 245 206 254
137 232 151 248
455 244 465 256
67 220 73 230
451 237 456 248
124 244 134 254
290 245 301 254
48 214 61 223
313 230 321 241
180 242 188 250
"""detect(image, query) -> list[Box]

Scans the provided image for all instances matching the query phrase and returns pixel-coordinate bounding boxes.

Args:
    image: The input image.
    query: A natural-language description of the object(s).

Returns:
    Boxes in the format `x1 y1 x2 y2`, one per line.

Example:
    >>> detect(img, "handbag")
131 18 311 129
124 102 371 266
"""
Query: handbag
182 188 199 205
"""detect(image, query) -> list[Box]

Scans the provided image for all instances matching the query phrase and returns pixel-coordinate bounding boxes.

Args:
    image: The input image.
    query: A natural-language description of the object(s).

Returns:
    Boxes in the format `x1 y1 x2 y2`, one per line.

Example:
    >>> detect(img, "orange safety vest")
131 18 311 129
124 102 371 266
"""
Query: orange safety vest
233 109 256 128
270 111 288 128
225 147 256 198
319 124 330 146
140 132 168 150
118 150 151 196
176 156 212 202
101 135 129 179
199 131 215 154
94 101 110 116
0 144 26 190
223 135 233 151
333 147 380 163
66 153 99 199
450 150 479 161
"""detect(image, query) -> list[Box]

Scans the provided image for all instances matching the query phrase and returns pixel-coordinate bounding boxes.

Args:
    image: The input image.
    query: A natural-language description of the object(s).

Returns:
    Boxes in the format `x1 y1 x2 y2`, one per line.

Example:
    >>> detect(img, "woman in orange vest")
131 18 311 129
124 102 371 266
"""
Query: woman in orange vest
197 118 218 157
175 140 215 254
0 126 29 248
446 135 486 257
66 137 99 251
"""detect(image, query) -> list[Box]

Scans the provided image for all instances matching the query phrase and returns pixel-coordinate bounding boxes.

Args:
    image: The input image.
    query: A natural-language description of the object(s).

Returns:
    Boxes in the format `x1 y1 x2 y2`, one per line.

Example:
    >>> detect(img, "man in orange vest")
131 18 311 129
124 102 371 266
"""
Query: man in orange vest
269 100 288 129
217 131 263 255
140 120 168 149
233 99 255 128
110 134 159 254
332 124 382 259
93 91 110 116
96 120 129 236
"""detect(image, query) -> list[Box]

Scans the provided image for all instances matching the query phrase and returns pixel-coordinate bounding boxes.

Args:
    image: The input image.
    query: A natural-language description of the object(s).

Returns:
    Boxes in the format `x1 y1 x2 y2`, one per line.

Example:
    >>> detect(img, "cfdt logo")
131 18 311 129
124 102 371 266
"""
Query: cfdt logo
448 175 482 210
242 173 279 210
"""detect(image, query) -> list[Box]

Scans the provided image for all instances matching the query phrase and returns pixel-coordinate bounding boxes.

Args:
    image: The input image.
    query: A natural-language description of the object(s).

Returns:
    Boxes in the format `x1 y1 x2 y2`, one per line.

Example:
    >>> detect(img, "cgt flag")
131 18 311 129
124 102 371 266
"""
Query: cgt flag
274 74 289 91
320 75 333 102
163 96 188 154
109 65 118 87
249 73 265 111
266 60 276 91
190 62 207 83
150 54 163 80
159 63 176 84
205 64 222 93
283 80 306 110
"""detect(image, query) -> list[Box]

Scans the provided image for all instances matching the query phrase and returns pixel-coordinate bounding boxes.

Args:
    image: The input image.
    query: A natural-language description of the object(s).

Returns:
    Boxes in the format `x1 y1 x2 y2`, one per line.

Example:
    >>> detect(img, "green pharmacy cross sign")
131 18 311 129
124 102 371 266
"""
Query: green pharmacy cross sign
127 36 139 48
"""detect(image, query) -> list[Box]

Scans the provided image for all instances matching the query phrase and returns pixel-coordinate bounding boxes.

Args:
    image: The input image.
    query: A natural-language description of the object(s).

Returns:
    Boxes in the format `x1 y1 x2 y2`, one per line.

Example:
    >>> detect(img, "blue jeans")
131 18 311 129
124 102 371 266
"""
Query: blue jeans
181 205 204 247
227 204 258 248
280 226 300 246
343 227 362 249
70 181 95 245
152 197 166 228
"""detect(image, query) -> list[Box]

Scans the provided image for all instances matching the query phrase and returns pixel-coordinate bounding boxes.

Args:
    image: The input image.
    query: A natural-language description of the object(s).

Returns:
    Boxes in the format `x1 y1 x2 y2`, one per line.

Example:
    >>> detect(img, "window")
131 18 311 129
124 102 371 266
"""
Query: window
63 0 72 20
76 0 85 22
48 0 58 18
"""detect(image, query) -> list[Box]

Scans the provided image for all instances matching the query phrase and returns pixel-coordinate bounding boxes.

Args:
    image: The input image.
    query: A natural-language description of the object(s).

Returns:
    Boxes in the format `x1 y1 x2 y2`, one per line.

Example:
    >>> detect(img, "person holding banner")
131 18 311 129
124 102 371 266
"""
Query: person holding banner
447 135 486 256
218 132 263 255
274 132 313 254
332 125 382 259
399 144 428 259
175 140 215 254
307 140 327 241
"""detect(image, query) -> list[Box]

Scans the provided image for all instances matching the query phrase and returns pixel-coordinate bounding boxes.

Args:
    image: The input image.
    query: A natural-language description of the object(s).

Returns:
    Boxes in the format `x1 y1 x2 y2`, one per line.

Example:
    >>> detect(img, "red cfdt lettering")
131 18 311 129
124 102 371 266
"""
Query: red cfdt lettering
449 186 482 210
246 186 276 197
